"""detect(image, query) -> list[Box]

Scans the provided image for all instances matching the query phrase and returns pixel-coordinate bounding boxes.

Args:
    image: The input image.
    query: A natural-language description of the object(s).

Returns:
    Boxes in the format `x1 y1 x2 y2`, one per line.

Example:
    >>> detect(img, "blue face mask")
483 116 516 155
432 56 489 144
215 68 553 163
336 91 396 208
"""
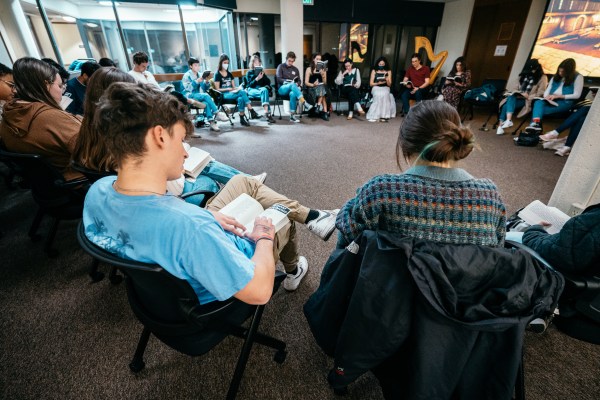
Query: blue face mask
378 65 385 70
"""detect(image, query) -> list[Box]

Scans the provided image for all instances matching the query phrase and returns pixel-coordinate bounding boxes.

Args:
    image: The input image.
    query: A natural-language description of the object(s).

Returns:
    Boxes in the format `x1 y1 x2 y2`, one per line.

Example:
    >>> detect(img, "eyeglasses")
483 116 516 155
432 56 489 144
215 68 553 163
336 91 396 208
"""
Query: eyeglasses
0 79 16 91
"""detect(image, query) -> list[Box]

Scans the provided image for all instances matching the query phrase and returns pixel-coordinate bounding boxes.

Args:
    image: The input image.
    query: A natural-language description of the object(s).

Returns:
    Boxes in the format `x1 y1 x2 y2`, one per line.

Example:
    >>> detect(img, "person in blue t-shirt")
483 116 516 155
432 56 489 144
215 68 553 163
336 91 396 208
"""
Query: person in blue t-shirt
181 57 222 132
84 82 339 304
64 61 100 115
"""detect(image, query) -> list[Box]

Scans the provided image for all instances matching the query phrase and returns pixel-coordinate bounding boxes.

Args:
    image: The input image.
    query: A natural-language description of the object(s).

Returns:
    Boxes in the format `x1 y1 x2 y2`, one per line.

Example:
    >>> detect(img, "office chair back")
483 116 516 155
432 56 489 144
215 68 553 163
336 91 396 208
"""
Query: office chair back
71 161 116 183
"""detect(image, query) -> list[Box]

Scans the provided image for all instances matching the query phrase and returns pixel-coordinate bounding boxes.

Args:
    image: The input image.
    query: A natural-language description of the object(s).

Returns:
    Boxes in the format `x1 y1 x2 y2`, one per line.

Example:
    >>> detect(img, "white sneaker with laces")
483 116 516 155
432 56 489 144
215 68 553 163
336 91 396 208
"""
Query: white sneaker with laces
283 256 308 291
500 120 513 129
539 130 559 141
496 126 504 135
290 114 301 123
209 120 220 132
217 112 229 122
252 172 267 184
554 145 571 157
306 209 339 241
368 119 377 122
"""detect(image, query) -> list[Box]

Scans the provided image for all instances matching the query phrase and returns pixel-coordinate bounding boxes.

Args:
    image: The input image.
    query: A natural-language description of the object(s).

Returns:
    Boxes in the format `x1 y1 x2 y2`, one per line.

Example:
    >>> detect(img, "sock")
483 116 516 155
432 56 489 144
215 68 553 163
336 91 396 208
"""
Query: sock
532 118 540 125
348 111 353 117
287 267 298 276
305 209 320 223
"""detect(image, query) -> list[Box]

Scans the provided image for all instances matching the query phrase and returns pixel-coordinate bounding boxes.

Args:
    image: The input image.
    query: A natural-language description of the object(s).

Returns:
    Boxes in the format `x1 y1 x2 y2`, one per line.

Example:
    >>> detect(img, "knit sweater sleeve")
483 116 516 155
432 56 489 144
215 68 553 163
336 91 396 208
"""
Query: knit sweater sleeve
336 178 383 245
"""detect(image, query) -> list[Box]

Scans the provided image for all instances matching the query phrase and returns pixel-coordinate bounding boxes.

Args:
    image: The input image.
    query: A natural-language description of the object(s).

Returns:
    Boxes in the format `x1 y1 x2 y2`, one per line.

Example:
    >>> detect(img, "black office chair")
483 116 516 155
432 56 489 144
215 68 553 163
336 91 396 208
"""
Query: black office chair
76 222 287 400
207 79 237 126
461 78 507 131
273 78 291 120
0 147 88 257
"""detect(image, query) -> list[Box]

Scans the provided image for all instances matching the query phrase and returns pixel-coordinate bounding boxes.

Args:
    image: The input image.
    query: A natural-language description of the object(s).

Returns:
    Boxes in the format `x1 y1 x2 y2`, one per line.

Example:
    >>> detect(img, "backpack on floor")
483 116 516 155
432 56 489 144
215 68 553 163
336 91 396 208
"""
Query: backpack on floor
463 83 496 103
514 131 540 147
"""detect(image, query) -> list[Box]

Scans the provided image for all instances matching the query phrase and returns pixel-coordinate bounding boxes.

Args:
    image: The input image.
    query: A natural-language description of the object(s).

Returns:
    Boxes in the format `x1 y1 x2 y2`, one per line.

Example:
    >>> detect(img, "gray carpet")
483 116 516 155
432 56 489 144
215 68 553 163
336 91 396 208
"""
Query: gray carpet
1 109 598 399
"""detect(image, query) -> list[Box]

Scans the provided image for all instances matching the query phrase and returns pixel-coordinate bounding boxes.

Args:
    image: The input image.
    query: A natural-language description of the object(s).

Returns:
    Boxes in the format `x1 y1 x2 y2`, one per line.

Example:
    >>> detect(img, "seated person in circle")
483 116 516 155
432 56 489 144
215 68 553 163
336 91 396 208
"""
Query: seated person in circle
440 56 471 110
214 54 255 127
366 56 396 122
83 82 340 299
245 54 275 123
400 53 431 115
334 58 365 120
507 203 599 275
182 57 221 132
525 58 583 134
539 102 591 157
305 53 330 121
337 100 506 248
72 67 266 207
0 63 16 122
275 51 305 123
64 61 101 116
128 51 160 90
98 58 117 67
0 57 83 180
496 58 548 135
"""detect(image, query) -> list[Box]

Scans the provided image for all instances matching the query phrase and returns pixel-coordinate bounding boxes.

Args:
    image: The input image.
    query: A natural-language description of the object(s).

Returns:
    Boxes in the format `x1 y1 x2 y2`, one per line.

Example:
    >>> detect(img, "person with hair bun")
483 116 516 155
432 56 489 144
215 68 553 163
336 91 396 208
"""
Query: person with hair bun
336 100 506 247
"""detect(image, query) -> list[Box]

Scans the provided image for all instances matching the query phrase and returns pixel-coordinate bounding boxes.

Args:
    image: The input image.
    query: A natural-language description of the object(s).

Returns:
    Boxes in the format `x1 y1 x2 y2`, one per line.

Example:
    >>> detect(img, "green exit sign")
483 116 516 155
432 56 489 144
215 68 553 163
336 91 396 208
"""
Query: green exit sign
303 0 314 5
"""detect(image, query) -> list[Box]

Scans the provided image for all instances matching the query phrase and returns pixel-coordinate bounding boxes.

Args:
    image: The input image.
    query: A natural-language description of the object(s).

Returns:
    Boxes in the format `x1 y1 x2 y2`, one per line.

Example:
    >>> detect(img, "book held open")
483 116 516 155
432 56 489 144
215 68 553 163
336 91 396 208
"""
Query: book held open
517 200 570 234
533 97 559 106
183 147 213 178
219 193 291 235
315 60 328 72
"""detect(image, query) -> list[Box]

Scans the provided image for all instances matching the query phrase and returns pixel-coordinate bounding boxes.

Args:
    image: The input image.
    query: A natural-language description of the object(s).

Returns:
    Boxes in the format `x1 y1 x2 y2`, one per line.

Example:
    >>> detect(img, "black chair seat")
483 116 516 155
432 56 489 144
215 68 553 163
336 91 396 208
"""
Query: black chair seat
76 221 287 400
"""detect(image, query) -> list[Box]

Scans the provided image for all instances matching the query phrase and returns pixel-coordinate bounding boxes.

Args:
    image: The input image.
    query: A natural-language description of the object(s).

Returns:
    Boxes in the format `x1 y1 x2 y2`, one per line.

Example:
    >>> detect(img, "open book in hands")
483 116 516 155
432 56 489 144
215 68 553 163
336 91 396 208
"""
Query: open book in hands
533 97 558 107
219 193 291 236
183 147 213 178
504 91 527 98
445 76 463 84
517 200 570 234
400 80 413 87
315 60 328 73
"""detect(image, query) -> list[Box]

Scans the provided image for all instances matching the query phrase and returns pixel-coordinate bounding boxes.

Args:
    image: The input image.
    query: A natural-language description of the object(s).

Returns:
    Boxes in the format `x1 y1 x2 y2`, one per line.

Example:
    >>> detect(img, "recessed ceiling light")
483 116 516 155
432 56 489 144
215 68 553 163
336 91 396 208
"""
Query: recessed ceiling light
62 16 76 22
98 1 120 6
250 17 258 21
86 22 98 28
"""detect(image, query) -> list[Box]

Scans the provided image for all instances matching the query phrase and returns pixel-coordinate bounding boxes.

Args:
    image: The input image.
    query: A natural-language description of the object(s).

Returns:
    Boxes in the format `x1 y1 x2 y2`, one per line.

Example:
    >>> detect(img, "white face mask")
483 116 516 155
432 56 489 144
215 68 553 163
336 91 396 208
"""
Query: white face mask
222 63 229 70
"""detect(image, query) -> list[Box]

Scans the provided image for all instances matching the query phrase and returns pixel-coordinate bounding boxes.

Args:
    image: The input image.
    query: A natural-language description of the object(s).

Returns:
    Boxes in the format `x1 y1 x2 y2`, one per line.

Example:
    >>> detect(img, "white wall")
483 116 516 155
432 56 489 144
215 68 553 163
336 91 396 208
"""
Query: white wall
506 0 547 88
235 0 280 14
434 0 475 77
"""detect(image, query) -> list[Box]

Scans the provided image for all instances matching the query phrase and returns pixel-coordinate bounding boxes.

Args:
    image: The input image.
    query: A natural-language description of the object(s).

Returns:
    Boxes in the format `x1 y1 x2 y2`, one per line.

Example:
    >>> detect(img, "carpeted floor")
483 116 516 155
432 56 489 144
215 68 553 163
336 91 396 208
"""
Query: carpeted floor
1 109 598 399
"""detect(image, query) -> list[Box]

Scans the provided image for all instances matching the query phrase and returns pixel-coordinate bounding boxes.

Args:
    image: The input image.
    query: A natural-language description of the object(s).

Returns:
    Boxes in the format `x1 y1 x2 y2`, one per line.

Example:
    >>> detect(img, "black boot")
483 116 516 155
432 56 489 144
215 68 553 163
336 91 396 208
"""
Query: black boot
240 114 250 126
320 111 330 121
249 108 259 120
266 113 276 123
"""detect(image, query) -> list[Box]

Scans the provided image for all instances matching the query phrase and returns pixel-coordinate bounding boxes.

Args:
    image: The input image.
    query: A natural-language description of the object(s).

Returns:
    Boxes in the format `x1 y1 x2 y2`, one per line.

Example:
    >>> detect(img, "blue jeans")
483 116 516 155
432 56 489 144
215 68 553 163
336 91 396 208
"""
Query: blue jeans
247 87 270 106
400 88 424 114
499 95 525 121
182 160 248 206
556 106 590 147
223 91 250 111
531 98 573 121
189 92 218 119
278 83 303 112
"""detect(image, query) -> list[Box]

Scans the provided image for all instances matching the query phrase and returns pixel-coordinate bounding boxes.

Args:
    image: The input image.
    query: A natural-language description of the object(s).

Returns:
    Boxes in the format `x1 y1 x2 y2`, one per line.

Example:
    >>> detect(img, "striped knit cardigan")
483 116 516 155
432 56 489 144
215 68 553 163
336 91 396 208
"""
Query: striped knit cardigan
336 166 506 247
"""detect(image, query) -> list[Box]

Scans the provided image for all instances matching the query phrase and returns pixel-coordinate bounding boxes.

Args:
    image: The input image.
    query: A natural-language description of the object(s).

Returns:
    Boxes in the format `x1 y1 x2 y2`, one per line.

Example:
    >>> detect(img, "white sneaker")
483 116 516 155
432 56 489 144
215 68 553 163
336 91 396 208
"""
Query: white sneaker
539 130 559 141
306 209 339 241
209 120 220 132
217 112 229 122
496 126 504 135
355 104 365 115
542 137 566 150
436 94 444 101
251 172 267 184
368 119 377 122
554 145 571 157
289 114 301 123
347 111 354 120
283 256 308 291
500 120 513 129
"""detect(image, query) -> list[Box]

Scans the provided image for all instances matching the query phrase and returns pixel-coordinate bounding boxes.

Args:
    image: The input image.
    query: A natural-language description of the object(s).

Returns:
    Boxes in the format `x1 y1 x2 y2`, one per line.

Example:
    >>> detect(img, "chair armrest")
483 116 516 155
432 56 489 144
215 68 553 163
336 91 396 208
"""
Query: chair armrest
180 189 215 200
55 177 89 189
504 240 557 272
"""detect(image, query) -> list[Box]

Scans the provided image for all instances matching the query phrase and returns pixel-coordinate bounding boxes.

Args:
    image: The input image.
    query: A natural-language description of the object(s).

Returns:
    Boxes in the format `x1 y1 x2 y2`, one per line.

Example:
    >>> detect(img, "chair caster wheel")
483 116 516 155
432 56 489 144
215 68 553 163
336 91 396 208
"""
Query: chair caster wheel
274 349 287 364
129 360 145 373
45 248 59 258
89 271 105 283
333 387 348 396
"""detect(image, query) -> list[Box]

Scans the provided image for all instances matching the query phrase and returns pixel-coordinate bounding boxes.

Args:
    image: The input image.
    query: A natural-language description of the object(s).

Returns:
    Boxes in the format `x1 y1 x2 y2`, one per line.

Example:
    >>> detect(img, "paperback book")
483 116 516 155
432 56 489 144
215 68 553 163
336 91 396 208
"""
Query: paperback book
219 193 291 235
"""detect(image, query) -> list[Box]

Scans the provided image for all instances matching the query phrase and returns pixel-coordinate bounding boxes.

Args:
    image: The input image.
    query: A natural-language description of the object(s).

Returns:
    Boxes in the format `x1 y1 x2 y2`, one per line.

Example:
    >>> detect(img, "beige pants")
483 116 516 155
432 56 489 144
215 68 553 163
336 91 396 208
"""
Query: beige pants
206 175 309 272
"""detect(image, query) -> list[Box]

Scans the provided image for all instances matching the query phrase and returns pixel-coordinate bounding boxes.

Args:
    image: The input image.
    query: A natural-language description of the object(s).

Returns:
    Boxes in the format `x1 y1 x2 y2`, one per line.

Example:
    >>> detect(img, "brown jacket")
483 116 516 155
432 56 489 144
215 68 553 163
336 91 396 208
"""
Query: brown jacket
498 75 548 119
0 100 82 180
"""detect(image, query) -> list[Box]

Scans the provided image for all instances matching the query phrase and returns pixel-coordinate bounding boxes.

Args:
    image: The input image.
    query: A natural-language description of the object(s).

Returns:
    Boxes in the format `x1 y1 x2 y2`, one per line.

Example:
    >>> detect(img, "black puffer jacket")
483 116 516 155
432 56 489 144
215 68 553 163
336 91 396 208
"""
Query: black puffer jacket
304 230 564 400
523 203 600 274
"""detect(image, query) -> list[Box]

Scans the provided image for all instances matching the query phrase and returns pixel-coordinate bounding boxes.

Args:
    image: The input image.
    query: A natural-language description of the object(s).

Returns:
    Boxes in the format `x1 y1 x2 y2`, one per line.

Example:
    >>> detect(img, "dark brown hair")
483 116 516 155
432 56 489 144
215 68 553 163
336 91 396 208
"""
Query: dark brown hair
309 52 322 71
218 54 230 72
554 58 577 86
286 51 296 61
132 51 149 65
396 100 474 167
93 82 193 169
73 67 135 171
13 57 61 109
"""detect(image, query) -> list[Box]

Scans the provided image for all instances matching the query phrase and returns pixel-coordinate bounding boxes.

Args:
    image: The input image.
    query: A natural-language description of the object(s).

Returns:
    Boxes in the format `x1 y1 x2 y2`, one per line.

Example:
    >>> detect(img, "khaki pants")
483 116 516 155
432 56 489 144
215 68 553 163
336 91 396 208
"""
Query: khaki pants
206 175 309 272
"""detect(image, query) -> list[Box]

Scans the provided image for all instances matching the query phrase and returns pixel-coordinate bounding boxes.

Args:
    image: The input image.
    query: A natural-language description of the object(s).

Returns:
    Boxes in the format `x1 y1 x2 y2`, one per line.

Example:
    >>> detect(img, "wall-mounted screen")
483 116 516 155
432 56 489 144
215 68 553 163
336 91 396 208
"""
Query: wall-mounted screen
530 0 600 77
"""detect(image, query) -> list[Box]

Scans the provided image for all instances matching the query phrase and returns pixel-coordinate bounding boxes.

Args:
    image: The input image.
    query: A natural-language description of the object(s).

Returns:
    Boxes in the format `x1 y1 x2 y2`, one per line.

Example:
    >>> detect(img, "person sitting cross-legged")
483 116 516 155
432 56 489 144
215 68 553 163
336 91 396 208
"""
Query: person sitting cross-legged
83 82 340 299
400 53 431 116
276 51 305 123
245 54 275 123
182 57 221 132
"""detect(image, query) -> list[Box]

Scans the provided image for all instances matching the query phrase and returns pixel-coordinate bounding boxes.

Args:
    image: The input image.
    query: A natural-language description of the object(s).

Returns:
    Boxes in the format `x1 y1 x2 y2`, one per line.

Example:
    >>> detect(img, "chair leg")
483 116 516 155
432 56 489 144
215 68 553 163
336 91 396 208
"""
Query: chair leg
252 332 286 352
511 119 527 136
88 258 105 283
514 351 525 400
226 305 265 400
276 99 282 120
108 266 123 284
129 327 151 373
28 208 45 241
44 217 60 257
